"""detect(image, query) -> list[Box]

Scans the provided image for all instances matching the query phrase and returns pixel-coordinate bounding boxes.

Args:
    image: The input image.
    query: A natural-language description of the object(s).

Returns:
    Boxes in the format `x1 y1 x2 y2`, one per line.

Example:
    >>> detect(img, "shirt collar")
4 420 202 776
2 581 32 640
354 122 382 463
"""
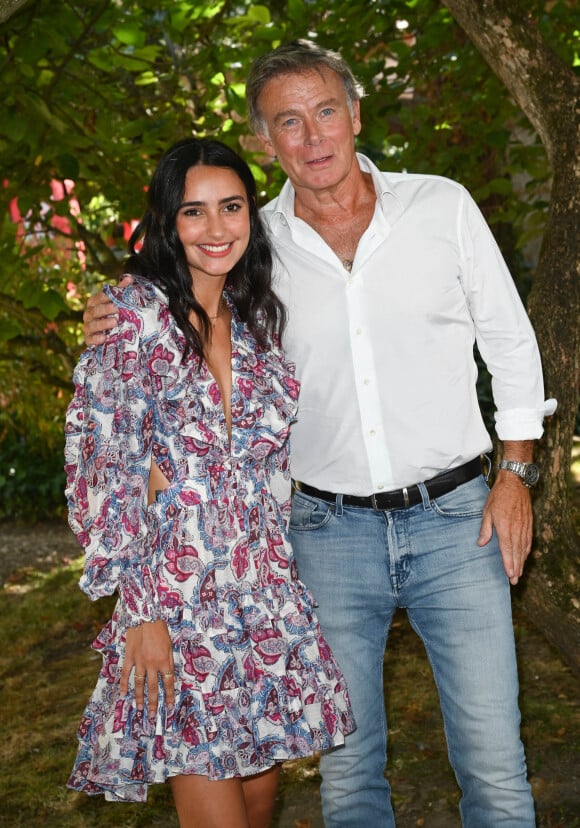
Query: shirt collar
268 153 404 230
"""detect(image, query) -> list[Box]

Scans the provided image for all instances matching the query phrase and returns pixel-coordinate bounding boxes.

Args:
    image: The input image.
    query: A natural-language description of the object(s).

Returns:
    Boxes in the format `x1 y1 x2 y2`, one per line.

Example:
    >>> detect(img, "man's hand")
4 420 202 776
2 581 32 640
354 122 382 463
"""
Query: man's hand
119 620 175 719
478 471 533 585
83 274 134 346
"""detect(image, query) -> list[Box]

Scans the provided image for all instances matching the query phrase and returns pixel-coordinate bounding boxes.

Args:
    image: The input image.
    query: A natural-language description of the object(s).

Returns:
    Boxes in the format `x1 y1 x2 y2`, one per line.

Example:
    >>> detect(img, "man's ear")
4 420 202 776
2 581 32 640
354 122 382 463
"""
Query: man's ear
352 100 362 137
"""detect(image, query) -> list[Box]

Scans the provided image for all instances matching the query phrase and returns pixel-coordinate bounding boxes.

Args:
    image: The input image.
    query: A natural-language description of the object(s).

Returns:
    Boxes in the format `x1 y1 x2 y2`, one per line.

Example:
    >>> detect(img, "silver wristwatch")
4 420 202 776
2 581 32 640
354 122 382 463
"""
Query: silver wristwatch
499 459 540 488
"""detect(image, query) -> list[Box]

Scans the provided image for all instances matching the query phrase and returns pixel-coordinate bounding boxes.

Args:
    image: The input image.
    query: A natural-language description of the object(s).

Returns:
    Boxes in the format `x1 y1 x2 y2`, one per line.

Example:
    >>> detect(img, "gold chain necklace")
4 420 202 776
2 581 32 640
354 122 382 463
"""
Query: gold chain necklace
208 296 225 322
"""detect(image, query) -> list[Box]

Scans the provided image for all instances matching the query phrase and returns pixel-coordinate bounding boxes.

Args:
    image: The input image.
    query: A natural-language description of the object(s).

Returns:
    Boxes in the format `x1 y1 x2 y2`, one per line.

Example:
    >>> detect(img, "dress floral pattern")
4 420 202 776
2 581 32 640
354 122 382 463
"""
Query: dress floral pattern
64 278 354 802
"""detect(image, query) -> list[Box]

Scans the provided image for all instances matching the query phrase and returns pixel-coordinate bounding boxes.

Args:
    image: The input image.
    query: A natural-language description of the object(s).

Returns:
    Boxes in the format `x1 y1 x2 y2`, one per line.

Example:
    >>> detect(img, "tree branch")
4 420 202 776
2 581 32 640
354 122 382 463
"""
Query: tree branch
0 0 30 24
441 0 579 164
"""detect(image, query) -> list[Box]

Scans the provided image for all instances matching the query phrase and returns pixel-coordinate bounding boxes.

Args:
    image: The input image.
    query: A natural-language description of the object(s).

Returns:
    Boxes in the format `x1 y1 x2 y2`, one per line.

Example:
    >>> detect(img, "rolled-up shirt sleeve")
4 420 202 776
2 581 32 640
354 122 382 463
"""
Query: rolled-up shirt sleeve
494 400 558 441
458 187 557 440
64 306 161 626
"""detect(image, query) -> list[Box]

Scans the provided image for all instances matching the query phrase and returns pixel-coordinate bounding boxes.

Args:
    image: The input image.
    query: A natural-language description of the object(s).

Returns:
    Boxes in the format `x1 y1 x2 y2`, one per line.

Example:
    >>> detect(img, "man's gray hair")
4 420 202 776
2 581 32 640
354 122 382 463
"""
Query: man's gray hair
246 39 365 136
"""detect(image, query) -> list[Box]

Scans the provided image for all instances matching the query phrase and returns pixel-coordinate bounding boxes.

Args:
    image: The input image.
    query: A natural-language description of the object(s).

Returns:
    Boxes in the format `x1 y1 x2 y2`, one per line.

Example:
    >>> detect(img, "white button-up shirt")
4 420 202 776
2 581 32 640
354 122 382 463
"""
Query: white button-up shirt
262 154 556 495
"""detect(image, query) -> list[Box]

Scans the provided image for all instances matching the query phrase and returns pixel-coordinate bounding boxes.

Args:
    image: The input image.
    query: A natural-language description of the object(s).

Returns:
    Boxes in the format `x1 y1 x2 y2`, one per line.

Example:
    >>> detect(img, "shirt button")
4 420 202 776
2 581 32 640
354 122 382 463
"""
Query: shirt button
363 378 370 385
369 429 376 436
377 484 384 490
355 327 363 335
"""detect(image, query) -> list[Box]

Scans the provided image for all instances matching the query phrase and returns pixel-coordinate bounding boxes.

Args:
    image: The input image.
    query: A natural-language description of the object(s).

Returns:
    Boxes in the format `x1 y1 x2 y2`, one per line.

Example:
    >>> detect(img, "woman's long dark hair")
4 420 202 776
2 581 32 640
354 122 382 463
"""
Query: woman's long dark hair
125 137 285 359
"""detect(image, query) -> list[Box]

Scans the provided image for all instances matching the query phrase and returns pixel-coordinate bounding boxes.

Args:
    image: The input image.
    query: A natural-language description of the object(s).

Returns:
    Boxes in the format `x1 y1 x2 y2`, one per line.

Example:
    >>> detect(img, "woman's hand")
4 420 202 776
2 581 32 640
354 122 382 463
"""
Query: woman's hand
119 620 176 718
83 274 135 345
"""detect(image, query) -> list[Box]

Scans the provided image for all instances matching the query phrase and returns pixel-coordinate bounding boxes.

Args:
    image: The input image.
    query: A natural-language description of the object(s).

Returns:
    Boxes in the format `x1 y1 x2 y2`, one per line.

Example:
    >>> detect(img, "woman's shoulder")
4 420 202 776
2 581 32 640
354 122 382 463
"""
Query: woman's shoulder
104 275 167 310
103 276 171 339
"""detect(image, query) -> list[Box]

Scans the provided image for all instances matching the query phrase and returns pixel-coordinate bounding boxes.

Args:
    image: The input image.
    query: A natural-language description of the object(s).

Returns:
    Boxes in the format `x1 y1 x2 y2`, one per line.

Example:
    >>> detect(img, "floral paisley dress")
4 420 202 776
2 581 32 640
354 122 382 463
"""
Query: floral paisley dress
64 278 354 802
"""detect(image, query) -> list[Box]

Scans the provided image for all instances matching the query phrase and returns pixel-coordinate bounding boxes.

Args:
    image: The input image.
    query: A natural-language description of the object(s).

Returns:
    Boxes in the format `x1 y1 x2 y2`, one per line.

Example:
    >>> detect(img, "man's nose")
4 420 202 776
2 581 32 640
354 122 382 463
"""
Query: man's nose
303 118 323 146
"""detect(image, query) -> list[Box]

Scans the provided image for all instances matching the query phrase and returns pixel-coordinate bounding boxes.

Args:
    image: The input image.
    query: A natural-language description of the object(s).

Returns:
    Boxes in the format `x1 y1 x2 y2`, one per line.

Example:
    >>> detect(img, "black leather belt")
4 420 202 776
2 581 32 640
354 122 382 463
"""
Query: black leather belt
292 457 483 511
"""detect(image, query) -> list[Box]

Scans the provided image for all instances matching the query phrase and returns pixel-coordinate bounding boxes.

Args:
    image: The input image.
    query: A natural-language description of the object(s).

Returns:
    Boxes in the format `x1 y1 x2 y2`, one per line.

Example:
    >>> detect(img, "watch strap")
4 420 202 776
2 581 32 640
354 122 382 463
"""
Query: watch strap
499 459 539 487
499 459 527 477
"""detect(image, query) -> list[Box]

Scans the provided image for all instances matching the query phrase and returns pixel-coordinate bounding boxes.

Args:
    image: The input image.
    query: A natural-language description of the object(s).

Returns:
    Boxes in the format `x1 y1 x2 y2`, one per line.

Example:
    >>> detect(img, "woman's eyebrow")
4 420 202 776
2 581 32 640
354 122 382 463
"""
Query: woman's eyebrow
179 194 246 208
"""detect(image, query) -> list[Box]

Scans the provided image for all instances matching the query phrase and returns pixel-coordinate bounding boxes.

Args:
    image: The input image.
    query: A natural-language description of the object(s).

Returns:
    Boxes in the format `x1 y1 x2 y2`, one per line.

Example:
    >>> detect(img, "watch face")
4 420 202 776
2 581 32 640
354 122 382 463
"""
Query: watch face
524 464 540 486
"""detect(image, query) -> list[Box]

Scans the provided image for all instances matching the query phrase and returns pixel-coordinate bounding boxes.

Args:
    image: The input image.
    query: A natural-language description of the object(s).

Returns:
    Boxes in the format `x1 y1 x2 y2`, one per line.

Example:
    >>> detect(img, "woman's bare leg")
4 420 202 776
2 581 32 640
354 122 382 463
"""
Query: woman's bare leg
169 774 250 828
242 765 281 828
169 766 281 828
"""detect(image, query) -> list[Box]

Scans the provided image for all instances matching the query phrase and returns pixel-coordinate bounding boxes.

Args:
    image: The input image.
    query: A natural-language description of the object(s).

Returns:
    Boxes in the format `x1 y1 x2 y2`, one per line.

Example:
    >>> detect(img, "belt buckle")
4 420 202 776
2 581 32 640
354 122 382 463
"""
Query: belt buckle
371 486 410 510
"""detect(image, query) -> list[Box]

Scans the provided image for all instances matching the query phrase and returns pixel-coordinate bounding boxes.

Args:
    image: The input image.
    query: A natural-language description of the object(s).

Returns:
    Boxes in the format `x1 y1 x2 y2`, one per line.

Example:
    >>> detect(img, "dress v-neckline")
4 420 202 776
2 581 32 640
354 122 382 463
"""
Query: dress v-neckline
203 310 234 444
204 357 233 444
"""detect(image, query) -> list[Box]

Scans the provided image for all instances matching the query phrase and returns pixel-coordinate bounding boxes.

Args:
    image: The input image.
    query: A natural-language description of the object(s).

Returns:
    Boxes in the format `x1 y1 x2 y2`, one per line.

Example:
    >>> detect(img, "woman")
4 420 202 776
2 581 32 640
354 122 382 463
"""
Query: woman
65 138 354 828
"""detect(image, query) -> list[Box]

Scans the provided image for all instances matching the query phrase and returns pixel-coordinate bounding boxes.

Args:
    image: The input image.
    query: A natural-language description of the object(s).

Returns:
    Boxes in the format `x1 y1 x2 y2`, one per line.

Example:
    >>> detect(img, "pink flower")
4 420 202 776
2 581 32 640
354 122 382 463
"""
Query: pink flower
148 343 174 375
251 626 284 666
157 583 182 609
183 645 216 682
165 539 200 582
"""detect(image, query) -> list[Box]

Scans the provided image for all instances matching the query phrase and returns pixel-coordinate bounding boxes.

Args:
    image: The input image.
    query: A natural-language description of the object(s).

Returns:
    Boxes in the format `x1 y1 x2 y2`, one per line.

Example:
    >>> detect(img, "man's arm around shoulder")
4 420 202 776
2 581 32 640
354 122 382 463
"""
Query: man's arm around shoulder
83 274 135 345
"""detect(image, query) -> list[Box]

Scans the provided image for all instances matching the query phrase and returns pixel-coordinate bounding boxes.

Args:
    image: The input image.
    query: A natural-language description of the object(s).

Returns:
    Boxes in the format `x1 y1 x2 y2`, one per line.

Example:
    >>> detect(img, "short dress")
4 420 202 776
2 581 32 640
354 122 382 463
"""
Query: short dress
64 278 355 802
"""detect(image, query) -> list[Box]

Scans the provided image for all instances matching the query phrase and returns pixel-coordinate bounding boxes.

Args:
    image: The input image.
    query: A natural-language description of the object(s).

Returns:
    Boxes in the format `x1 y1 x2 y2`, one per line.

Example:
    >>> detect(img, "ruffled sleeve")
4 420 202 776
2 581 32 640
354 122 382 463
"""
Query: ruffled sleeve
64 284 162 625
260 341 301 530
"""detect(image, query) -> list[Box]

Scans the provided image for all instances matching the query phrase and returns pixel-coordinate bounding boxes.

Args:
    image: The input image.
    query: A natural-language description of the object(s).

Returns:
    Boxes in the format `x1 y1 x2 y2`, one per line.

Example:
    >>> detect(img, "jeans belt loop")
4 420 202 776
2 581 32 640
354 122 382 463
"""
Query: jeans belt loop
402 486 410 508
371 493 379 510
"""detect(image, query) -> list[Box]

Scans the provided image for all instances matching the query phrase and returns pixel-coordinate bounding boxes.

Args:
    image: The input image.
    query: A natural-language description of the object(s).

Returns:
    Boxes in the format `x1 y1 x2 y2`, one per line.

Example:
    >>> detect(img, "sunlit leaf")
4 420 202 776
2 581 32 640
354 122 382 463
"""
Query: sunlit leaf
135 71 159 86
248 5 271 24
112 23 146 47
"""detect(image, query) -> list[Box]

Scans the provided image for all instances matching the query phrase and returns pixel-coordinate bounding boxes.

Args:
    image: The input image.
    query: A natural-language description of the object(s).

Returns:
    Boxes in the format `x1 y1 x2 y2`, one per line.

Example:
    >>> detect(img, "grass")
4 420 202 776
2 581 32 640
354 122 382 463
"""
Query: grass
1 554 578 827
0 562 177 827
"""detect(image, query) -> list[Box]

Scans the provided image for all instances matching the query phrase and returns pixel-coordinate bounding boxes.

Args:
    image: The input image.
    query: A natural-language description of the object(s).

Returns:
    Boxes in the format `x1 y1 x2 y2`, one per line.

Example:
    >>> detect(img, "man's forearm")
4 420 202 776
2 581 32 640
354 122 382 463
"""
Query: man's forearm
500 440 534 463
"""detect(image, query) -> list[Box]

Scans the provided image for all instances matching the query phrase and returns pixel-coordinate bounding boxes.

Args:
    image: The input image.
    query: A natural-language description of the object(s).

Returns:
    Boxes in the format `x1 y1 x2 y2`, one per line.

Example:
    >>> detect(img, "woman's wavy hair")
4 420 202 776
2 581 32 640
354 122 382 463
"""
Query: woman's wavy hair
125 137 285 359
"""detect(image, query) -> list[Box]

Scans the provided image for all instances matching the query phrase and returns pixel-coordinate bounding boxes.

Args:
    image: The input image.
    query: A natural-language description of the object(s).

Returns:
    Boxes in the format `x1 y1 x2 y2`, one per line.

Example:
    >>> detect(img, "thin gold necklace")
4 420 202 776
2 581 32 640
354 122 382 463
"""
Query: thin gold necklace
208 296 225 322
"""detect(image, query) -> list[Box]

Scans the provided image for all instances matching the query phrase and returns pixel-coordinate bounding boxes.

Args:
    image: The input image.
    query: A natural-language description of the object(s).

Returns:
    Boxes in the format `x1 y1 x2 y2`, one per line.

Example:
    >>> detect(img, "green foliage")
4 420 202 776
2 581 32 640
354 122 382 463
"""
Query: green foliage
0 425 66 521
0 0 577 521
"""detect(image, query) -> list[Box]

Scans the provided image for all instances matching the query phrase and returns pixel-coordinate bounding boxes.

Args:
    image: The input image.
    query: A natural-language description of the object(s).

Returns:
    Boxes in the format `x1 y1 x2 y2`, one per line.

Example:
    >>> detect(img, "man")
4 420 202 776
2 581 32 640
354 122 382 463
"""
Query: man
83 40 555 827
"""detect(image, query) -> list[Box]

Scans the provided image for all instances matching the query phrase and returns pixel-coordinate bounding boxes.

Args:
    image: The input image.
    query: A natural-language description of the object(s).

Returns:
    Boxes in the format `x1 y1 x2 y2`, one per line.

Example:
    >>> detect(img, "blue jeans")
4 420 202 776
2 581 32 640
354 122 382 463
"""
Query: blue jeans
289 475 535 828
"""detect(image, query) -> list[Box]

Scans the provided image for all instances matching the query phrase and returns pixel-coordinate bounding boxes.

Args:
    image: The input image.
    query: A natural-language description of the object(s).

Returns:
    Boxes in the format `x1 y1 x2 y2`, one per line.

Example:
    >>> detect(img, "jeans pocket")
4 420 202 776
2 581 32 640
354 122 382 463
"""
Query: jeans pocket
290 491 334 531
430 475 488 518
